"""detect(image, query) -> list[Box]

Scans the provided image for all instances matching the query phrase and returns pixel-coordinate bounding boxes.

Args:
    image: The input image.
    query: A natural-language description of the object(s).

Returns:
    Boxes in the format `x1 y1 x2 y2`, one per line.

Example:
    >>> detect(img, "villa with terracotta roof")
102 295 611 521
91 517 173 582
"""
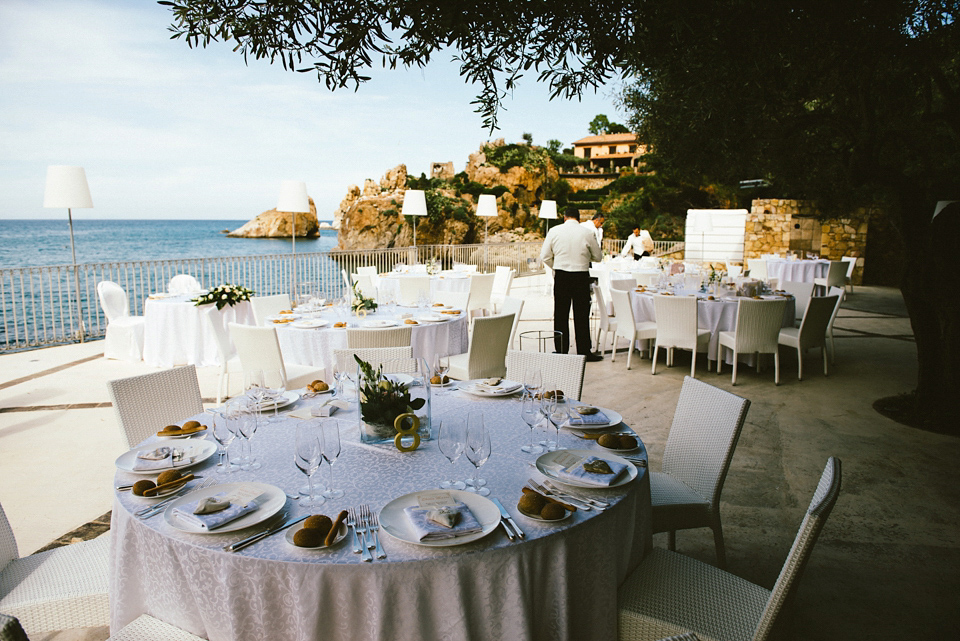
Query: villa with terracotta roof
571 133 647 170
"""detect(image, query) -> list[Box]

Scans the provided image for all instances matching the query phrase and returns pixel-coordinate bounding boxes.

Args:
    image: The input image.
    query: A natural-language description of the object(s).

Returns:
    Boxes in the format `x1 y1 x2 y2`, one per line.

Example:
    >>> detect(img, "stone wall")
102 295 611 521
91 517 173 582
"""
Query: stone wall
560 174 618 192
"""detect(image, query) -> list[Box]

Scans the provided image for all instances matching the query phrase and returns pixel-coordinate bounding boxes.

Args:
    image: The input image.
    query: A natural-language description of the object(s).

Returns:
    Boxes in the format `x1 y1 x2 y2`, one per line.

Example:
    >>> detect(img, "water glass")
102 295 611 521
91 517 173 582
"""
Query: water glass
320 419 344 499
520 393 545 454
437 418 466 490
539 392 558 451
236 399 261 470
465 411 491 496
262 368 287 423
209 407 238 473
523 368 542 399
295 420 325 507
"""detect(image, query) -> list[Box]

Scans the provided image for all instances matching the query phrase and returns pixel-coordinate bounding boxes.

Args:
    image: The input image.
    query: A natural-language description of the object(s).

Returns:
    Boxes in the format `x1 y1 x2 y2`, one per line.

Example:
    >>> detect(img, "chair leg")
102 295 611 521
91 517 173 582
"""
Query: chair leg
797 346 803 380
611 336 618 362
651 344 659 374
731 350 738 385
690 349 697 378
823 346 829 376
774 351 780 385
717 346 723 374
829 332 836 364
667 530 677 551
626 335 634 370
713 522 727 569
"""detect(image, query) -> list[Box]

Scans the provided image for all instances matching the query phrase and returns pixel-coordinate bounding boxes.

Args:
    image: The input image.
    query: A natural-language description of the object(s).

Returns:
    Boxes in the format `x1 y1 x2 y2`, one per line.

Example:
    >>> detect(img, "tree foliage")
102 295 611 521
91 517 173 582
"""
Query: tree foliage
588 114 629 135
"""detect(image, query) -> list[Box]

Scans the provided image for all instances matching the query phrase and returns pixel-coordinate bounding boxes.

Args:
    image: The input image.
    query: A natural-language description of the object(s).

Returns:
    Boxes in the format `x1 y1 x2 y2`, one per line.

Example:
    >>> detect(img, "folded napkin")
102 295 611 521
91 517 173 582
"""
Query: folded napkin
567 409 611 426
474 380 520 395
403 501 483 541
132 446 175 471
172 492 259 530
556 455 628 487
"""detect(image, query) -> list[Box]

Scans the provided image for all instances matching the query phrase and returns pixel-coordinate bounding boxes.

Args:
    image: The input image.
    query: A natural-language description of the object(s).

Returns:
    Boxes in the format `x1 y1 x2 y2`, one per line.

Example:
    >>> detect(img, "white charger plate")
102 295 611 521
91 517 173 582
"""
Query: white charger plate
163 482 286 534
378 490 500 548
292 319 329 329
363 319 398 328
115 440 217 475
534 449 638 489
562 405 624 430
284 521 348 549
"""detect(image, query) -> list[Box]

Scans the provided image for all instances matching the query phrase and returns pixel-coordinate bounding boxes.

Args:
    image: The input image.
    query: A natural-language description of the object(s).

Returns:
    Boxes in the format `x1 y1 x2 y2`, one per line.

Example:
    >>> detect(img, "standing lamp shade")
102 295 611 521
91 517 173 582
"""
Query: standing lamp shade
538 199 558 237
476 194 498 217
276 180 311 299
44 165 93 342
402 189 428 247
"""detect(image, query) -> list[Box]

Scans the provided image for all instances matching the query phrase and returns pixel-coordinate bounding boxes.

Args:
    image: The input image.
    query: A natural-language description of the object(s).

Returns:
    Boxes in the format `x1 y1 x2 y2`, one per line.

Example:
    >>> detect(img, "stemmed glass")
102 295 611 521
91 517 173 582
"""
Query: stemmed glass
437 418 467 490
523 368 542 399
520 393 545 454
243 369 265 426
208 407 238 473
465 411 491 496
262 368 287 423
539 391 559 452
319 419 344 499
433 354 450 392
546 401 570 452
295 420 325 507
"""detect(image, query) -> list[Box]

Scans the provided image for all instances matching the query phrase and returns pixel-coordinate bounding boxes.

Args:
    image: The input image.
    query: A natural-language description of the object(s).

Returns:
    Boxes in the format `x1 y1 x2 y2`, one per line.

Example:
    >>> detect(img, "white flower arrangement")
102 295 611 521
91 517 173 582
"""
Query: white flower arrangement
193 284 254 310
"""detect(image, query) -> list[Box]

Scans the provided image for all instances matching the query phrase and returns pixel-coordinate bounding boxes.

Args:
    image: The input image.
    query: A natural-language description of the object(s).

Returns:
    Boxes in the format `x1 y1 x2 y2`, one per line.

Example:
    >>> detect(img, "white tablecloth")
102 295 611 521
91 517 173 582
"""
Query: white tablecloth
765 259 829 283
378 272 472 302
110 391 651 641
630 291 795 362
274 310 469 370
142 297 255 368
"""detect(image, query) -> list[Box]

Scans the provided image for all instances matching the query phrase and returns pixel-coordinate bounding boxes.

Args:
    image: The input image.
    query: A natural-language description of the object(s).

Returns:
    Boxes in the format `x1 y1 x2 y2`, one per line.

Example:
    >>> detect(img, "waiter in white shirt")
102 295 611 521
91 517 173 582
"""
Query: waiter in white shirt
541 207 603 360
621 226 654 260
581 213 605 248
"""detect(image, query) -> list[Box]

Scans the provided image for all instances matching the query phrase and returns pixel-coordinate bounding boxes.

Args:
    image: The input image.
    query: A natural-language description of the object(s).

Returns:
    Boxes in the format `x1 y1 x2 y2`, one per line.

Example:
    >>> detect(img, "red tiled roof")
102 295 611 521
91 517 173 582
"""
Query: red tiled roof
573 133 638 145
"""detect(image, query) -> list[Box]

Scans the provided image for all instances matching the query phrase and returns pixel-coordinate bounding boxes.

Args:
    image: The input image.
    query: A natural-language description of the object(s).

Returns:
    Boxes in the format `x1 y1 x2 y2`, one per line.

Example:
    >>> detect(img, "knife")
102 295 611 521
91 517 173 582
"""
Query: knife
224 514 308 552
491 498 524 540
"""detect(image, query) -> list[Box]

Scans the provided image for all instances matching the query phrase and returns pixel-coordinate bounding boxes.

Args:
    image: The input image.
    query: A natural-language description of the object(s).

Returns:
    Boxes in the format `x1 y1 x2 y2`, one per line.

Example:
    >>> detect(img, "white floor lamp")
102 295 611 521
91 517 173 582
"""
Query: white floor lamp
539 200 558 237
402 189 427 264
44 166 93 342
476 194 498 271
276 180 311 301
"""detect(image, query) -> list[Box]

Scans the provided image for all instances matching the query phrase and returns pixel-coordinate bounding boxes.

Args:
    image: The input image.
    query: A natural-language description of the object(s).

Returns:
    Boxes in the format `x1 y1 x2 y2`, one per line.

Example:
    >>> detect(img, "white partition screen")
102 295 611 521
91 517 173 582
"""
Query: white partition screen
684 209 748 264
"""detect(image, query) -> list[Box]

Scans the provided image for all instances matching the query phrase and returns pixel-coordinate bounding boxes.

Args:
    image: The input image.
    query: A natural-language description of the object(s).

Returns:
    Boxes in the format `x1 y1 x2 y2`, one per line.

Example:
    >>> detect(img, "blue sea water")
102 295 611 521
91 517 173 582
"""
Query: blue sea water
0 219 339 268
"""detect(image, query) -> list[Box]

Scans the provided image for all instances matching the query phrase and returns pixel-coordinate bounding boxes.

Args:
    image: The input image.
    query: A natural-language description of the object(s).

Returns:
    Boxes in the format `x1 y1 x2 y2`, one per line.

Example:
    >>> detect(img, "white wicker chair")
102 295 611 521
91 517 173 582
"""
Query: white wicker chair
250 294 291 326
447 313 515 380
716 298 788 385
167 274 202 295
356 265 380 290
592 284 618 355
651 296 711 378
107 365 204 449
490 266 515 310
813 261 846 295
619 457 842 641
611 278 635 291
96 281 145 362
726 264 743 279
229 323 324 390
634 272 658 287
650 376 750 567
499 296 524 349
840 256 857 293
346 326 413 349
825 286 845 363
778 280 814 324
467 273 496 317
107 614 204 640
505 350 586 401
747 259 767 280
203 306 241 404
0 504 110 638
397 276 431 307
610 288 657 370
333 347 414 374
778 295 838 380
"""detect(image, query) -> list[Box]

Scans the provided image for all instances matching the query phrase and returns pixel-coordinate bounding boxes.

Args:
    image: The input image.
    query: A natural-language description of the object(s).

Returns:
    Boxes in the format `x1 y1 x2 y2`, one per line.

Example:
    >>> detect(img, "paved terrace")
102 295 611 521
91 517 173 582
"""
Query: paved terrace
1 276 958 640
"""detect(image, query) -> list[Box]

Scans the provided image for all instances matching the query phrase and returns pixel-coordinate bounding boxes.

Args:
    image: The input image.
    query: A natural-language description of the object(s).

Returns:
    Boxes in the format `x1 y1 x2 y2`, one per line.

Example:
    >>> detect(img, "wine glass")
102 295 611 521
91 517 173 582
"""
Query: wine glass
243 369 265 426
465 411 491 496
237 399 261 470
208 407 238 473
437 418 467 490
539 391 558 451
319 419 344 499
432 354 450 391
547 402 570 451
295 420 325 507
523 368 542 399
520 393 545 454
262 368 287 423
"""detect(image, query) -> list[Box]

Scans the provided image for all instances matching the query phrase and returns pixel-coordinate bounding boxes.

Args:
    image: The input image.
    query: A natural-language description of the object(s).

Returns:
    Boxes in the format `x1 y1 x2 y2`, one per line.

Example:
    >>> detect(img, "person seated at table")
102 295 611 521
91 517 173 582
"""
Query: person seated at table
621 227 654 260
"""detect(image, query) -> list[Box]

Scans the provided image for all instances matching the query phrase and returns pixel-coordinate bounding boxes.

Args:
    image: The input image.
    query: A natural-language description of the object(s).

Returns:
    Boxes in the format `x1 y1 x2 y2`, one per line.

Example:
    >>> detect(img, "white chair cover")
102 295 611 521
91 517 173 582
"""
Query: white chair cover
467 273 496 316
97 281 144 362
490 266 515 308
229 323 324 390
397 276 431 307
250 294 291 326
167 274 202 295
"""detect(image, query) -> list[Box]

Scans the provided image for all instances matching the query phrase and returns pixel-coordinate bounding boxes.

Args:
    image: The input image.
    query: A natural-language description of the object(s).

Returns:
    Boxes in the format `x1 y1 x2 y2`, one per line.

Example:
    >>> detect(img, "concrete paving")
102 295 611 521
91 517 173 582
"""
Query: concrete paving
1 276 958 639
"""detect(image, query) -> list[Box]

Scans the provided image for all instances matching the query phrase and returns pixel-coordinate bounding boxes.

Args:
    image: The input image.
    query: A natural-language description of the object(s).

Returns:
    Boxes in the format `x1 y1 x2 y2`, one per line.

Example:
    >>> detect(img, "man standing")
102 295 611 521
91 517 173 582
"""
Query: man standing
581 213 605 249
541 207 603 361
621 226 654 259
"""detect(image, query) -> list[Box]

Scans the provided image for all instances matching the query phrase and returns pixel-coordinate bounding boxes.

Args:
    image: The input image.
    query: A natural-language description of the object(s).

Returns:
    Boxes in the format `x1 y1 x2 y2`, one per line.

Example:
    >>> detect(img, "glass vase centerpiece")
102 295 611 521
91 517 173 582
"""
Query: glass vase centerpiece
426 257 441 276
355 355 432 446
350 281 378 315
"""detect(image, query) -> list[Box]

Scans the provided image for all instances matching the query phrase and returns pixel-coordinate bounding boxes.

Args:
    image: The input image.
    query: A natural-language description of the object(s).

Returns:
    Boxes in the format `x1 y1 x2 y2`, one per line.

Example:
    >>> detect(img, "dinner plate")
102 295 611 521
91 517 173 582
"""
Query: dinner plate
284 521 348 549
292 319 329 329
562 405 623 430
363 319 398 328
378 490 500 548
419 314 447 322
115 440 217 475
459 380 523 397
254 391 300 410
534 449 638 489
163 482 286 534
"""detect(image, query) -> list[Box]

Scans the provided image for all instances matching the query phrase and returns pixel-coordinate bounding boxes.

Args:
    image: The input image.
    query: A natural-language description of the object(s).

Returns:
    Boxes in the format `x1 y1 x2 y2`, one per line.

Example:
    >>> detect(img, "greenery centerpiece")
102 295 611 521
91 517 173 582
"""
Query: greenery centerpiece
425 256 441 276
350 281 378 314
354 355 431 444
192 284 253 310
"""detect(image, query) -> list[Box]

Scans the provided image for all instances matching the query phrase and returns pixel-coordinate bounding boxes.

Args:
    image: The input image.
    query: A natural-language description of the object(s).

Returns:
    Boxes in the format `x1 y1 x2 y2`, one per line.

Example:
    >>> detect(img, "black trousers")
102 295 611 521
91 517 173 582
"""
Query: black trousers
553 269 593 355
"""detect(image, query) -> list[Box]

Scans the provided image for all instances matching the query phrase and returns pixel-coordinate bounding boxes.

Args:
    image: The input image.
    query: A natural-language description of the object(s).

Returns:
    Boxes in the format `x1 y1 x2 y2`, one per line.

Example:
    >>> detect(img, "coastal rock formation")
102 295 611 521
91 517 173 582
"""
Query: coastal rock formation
228 198 320 238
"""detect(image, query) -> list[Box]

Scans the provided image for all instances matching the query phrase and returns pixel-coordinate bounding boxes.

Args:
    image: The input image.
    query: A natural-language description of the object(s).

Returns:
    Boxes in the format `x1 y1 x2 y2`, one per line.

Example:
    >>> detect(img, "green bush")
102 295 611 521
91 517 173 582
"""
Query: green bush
482 143 549 173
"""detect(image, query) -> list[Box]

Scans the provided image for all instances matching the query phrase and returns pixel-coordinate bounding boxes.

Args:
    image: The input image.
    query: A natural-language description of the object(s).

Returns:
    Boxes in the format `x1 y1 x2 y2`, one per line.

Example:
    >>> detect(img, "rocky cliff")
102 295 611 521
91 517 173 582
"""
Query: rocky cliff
228 198 320 238
334 140 557 250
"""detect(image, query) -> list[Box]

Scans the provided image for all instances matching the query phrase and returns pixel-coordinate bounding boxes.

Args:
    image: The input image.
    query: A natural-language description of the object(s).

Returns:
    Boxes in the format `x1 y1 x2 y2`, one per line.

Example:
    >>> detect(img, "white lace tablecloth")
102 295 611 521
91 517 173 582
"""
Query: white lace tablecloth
765 259 829 283
142 297 255 368
274 310 468 370
630 291 795 362
110 391 651 641
378 272 472 302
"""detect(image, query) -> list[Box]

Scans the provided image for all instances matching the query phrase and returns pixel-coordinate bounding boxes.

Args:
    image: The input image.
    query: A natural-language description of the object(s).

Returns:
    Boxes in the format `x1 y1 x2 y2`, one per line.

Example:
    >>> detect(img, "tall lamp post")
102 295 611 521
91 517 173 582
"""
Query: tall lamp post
538 200 558 237
276 180 311 300
401 189 427 263
476 194 498 271
44 166 93 342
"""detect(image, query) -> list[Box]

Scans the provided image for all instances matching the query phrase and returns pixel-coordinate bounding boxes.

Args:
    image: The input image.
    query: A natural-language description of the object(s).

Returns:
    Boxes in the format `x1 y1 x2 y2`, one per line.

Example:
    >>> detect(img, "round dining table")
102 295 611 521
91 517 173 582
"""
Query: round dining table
142 295 255 368
377 271 472 302
110 389 651 641
764 258 829 283
273 308 469 371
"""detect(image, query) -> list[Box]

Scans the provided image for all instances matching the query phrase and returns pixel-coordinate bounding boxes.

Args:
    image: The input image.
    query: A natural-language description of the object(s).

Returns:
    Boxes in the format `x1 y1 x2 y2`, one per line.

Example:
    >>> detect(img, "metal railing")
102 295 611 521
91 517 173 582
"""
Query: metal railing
0 242 547 353
602 239 685 257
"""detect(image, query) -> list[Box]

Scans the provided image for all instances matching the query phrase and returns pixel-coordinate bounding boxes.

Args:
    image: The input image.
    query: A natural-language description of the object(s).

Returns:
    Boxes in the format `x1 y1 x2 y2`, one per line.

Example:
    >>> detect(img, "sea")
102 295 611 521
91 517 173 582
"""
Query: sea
0 219 339 268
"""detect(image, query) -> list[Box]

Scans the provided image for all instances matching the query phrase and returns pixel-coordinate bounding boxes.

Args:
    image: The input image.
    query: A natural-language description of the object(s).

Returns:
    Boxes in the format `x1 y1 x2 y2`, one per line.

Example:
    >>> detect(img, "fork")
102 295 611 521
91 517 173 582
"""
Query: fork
542 479 610 509
136 477 216 519
363 505 386 559
351 507 372 562
347 508 363 555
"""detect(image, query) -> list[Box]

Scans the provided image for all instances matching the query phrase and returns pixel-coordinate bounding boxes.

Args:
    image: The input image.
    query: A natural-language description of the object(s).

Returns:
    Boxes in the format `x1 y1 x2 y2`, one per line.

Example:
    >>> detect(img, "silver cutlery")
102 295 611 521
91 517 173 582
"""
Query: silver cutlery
542 479 611 509
367 507 386 559
117 475 204 492
525 481 593 512
224 513 306 552
491 498 523 540
135 477 216 519
624 456 647 468
350 507 372 562
347 508 363 555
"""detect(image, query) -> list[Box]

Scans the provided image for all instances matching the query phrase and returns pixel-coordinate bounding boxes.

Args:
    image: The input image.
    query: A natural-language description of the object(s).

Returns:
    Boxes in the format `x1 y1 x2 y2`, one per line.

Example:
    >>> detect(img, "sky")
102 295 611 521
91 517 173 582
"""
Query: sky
0 0 627 221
